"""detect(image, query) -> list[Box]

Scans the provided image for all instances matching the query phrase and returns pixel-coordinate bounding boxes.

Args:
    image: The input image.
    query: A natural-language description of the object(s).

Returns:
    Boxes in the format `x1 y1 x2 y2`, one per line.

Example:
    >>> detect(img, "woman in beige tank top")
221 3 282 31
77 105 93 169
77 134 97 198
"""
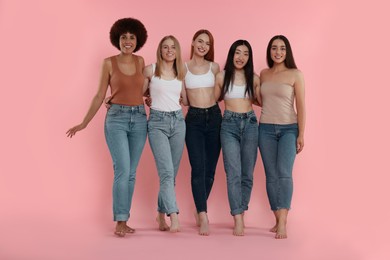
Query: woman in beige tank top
257 35 306 239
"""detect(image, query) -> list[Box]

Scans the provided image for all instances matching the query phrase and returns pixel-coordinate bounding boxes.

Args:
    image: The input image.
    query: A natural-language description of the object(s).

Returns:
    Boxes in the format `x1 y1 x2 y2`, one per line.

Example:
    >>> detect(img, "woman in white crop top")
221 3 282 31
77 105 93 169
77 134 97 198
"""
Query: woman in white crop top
257 35 306 239
184 30 221 236
215 40 260 236
143 35 188 233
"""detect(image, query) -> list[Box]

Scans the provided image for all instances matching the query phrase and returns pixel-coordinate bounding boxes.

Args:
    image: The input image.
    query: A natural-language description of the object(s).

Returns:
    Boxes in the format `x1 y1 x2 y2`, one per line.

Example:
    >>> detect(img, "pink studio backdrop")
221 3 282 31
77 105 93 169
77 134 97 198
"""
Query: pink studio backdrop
1 0 389 259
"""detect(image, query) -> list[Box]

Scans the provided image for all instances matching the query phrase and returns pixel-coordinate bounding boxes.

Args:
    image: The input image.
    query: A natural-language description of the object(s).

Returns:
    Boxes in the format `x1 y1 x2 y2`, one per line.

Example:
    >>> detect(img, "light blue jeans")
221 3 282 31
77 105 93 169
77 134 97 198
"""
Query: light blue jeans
258 123 298 211
104 104 147 221
220 110 258 216
148 109 186 215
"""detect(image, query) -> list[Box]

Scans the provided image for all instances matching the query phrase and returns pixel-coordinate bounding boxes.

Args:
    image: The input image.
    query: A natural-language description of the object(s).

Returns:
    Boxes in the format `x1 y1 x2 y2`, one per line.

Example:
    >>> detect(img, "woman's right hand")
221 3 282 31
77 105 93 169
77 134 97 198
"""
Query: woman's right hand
145 96 152 107
66 123 87 138
104 96 112 109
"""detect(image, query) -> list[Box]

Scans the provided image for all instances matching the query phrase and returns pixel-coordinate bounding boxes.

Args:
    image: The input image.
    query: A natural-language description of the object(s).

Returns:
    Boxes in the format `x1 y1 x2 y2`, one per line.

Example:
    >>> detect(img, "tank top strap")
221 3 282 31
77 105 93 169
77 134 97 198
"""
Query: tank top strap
110 56 119 72
209 62 213 71
133 55 141 74
185 62 189 70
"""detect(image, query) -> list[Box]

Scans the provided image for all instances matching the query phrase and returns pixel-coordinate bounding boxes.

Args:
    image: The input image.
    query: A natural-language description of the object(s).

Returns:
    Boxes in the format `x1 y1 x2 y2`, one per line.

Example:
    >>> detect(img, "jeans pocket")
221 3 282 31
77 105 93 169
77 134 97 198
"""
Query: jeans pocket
107 108 121 117
149 113 163 122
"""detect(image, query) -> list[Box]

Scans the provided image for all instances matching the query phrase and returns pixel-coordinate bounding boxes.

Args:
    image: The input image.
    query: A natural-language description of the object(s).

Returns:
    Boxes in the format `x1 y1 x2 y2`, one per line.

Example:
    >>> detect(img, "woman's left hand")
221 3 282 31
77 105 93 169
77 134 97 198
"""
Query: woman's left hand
296 135 304 154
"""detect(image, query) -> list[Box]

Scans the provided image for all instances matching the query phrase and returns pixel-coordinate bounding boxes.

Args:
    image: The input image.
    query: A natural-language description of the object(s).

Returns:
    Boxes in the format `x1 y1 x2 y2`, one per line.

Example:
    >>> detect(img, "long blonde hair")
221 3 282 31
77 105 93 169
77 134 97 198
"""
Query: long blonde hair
155 35 185 80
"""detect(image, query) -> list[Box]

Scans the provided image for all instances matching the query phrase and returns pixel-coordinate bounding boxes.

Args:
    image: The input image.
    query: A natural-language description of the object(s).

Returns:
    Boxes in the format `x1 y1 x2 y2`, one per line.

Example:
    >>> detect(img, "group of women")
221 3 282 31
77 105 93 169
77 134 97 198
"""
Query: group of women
66 17 306 239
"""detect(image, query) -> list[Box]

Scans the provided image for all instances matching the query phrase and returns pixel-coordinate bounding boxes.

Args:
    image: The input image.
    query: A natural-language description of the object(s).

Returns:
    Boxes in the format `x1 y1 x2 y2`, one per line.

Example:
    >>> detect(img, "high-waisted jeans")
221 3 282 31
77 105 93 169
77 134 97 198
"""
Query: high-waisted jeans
104 104 147 221
220 110 258 216
258 123 298 211
185 104 222 213
148 109 186 215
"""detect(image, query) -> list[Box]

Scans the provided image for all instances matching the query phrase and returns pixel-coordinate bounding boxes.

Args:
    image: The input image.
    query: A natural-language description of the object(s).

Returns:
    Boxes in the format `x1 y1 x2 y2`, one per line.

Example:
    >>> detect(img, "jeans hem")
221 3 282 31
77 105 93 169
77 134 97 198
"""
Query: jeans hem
114 214 129 222
230 209 244 216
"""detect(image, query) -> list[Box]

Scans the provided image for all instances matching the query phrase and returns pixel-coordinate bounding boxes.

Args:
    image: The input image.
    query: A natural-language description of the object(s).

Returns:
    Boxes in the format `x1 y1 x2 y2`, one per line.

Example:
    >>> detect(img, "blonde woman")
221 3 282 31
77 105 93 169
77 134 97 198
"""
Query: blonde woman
143 35 187 232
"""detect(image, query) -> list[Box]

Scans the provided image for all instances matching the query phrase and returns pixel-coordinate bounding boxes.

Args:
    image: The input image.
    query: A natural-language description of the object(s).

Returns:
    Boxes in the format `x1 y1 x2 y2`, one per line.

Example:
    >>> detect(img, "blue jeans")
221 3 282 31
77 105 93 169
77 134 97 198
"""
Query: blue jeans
104 104 147 221
258 123 298 211
148 109 186 215
220 110 258 216
185 104 222 213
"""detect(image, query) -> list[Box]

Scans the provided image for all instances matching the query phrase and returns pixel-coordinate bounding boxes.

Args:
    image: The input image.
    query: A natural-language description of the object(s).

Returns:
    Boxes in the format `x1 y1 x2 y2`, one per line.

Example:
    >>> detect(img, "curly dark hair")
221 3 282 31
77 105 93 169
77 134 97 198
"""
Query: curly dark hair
109 18 148 52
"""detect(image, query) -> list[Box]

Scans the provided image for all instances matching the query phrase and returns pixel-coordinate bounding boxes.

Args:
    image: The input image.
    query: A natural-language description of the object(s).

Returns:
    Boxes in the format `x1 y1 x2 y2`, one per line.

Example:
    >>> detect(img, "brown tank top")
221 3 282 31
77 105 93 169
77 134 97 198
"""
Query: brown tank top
109 55 144 106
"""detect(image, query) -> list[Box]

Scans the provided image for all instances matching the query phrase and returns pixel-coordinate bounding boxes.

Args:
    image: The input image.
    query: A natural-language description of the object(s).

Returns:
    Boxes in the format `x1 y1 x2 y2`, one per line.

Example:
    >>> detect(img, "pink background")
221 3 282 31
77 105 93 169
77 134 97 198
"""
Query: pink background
1 0 389 259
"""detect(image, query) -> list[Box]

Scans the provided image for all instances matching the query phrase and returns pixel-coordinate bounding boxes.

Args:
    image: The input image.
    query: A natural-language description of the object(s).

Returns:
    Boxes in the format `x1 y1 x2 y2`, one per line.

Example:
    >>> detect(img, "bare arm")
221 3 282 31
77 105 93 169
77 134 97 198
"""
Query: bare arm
214 71 224 102
252 74 261 107
294 70 306 153
211 62 220 76
180 82 189 106
66 59 111 138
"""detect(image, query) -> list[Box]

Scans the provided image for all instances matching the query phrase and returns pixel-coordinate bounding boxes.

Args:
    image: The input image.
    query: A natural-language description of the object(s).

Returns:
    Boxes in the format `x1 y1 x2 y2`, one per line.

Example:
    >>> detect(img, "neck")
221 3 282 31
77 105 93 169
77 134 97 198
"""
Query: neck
271 62 287 72
161 60 175 71
118 52 134 62
192 55 207 65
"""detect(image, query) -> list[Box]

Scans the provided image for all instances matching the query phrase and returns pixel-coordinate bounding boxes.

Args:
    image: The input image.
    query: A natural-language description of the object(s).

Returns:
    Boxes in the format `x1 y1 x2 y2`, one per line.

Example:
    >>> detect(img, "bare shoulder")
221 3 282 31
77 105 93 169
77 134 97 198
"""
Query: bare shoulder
291 69 304 82
211 62 220 74
102 57 113 72
135 55 145 67
260 68 270 75
259 68 270 82
143 64 154 78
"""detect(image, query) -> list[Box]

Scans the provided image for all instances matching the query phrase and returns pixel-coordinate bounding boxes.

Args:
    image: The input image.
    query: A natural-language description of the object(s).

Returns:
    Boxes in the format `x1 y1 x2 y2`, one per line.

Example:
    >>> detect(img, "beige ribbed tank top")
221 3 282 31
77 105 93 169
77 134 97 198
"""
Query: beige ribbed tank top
260 82 297 124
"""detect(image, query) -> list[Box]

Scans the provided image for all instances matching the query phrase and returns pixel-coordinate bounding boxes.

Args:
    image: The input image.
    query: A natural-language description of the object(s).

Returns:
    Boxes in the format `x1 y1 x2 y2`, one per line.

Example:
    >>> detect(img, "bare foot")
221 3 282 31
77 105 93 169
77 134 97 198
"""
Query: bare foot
270 210 279 233
114 221 127 237
169 213 180 233
198 212 209 236
156 213 169 231
270 223 278 233
233 214 244 236
194 210 200 227
125 225 135 233
275 222 287 239
275 209 288 239
242 211 246 227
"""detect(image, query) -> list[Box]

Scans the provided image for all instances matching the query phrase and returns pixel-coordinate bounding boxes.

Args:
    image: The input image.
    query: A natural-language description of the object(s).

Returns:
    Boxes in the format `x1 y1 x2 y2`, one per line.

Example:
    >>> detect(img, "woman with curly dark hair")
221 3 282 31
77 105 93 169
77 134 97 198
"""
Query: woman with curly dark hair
66 18 148 237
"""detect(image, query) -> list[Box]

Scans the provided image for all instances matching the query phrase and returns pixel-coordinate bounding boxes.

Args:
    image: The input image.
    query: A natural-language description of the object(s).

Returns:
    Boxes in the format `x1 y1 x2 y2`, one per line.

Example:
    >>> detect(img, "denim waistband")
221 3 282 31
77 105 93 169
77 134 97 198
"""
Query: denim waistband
188 103 220 114
150 108 182 116
224 110 255 118
110 104 145 111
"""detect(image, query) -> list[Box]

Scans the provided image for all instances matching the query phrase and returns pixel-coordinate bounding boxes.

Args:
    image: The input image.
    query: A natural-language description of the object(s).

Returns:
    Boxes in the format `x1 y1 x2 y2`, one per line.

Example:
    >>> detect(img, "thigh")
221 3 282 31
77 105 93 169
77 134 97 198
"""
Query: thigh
258 124 278 176
277 126 298 176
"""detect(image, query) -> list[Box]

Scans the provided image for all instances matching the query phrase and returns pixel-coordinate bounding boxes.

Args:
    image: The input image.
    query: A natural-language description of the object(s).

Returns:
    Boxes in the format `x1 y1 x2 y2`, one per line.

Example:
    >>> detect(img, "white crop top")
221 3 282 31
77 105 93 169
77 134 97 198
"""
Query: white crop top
224 83 249 100
149 64 182 112
184 62 215 89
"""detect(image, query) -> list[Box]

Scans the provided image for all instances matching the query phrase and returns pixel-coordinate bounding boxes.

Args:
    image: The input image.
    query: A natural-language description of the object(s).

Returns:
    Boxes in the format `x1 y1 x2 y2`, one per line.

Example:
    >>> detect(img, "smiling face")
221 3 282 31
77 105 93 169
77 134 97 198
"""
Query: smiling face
119 32 137 54
160 38 176 62
233 45 249 69
270 39 286 64
192 33 210 57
